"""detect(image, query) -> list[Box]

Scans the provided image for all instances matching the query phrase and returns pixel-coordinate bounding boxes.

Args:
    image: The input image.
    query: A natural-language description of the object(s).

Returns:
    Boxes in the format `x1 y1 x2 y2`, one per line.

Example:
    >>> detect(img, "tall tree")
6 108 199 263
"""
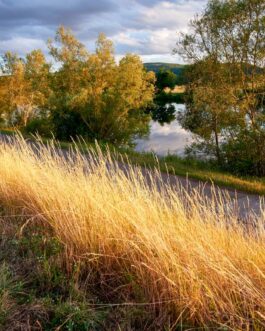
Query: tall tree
176 0 265 173
0 50 50 126
49 27 155 144
156 69 177 91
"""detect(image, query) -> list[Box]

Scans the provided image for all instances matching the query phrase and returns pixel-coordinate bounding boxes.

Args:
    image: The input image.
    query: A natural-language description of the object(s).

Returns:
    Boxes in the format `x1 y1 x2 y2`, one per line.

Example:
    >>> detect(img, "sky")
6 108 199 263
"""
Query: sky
0 0 207 64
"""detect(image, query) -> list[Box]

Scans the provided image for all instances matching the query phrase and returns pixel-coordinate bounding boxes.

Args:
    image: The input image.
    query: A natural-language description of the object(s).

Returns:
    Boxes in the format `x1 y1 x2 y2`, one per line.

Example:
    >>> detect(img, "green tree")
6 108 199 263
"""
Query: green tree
48 27 155 144
179 58 243 163
175 0 265 173
156 69 177 91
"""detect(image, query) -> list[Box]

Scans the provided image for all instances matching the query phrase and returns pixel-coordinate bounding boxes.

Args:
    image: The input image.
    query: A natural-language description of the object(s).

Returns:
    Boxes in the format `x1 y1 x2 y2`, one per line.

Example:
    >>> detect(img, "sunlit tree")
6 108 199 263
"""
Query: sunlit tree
48 27 156 144
176 0 265 173
0 50 50 126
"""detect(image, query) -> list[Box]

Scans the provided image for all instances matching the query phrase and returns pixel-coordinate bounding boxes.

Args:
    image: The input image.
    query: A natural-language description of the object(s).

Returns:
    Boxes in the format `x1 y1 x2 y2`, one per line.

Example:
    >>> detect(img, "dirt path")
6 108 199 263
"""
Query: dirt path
157 169 262 220
117 161 263 220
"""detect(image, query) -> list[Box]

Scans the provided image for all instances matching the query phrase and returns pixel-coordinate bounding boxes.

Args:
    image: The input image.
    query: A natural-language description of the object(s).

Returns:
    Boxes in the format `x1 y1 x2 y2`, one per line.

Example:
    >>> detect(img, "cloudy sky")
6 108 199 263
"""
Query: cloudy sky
0 0 207 64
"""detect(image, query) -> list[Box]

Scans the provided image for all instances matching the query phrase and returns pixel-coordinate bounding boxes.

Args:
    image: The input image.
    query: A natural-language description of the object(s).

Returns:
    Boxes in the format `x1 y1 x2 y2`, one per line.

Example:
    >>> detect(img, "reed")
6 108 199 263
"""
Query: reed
0 136 264 329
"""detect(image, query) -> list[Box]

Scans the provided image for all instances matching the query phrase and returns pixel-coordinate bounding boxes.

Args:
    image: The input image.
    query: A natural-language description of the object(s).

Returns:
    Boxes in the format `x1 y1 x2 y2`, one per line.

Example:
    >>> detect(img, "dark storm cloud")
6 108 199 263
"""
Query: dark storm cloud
0 0 117 26
0 0 118 42
0 0 207 62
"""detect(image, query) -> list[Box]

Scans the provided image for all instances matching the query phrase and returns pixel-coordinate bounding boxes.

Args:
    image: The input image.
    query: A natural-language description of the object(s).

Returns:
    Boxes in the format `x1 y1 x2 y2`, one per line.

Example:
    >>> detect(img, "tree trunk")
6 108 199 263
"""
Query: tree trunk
214 116 221 165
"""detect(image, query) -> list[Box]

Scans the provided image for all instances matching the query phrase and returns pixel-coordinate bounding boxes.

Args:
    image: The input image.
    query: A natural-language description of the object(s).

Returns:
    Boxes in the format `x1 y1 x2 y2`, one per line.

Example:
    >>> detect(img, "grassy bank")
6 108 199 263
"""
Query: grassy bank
0 137 264 329
122 149 265 195
0 217 109 330
1 128 265 195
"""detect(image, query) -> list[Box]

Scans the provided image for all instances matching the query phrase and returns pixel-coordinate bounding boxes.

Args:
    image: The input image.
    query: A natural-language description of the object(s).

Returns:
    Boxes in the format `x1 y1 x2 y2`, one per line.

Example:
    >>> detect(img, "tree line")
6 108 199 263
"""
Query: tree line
0 27 155 145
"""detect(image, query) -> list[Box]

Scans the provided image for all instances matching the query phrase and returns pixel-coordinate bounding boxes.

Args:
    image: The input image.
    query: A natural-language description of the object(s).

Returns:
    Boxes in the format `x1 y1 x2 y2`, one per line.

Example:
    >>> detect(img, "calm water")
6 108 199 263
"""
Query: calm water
135 104 193 156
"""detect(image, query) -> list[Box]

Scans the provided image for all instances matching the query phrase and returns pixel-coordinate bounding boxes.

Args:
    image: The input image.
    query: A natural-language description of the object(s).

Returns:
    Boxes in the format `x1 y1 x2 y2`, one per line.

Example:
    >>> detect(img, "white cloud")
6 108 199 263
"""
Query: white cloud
113 32 141 47
111 0 207 61
147 28 176 54
138 0 206 30
0 37 47 55
135 118 193 156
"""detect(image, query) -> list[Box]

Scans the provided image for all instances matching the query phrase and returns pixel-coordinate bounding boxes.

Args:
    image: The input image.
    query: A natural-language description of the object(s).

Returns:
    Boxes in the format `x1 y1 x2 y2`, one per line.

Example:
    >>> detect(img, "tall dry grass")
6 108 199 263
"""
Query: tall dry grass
0 136 265 329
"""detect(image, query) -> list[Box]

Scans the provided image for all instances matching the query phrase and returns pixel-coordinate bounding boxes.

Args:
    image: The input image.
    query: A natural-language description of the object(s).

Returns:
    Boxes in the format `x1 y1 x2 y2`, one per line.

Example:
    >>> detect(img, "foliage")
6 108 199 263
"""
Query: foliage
24 118 53 137
144 62 185 75
222 128 265 176
48 27 155 144
156 68 177 91
144 63 193 85
0 26 155 145
176 0 265 175
49 105 88 141
0 50 50 126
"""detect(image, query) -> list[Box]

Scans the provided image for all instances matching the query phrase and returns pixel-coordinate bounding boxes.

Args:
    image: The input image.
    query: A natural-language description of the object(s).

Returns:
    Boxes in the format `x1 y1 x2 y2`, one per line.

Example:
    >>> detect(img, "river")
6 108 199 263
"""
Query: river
135 104 193 156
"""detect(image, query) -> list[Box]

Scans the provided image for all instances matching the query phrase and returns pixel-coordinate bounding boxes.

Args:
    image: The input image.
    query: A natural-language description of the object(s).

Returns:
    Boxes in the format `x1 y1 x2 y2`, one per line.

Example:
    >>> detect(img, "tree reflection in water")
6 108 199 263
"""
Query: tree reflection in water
148 103 176 125
136 103 193 156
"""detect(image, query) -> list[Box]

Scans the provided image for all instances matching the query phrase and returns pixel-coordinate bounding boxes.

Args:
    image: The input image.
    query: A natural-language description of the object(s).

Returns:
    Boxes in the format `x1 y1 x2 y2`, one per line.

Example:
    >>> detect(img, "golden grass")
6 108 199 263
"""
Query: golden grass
0 136 265 329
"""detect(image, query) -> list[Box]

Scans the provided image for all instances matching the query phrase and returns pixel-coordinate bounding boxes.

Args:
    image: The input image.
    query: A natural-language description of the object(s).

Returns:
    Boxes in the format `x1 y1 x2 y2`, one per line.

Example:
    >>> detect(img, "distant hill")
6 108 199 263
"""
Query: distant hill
144 62 186 76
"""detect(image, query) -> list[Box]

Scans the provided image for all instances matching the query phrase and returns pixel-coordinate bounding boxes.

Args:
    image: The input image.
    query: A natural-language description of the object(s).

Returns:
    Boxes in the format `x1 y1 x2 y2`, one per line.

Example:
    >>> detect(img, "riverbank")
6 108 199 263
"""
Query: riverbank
1 128 265 195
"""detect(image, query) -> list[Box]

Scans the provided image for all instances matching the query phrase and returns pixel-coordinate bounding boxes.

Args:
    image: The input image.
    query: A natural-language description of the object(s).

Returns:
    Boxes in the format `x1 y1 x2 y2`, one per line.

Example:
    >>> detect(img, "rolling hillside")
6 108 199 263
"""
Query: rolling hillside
144 62 186 76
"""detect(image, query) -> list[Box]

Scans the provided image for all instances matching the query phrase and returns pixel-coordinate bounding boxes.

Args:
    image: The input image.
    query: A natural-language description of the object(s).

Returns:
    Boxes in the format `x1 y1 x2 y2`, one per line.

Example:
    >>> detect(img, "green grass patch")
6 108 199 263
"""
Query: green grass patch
0 214 167 330
0 128 17 136
121 149 265 195
0 216 108 330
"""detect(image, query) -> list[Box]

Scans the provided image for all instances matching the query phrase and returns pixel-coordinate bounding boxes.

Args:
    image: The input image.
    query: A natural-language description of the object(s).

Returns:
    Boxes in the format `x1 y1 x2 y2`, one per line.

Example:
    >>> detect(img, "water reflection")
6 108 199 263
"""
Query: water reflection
151 103 176 125
135 104 193 156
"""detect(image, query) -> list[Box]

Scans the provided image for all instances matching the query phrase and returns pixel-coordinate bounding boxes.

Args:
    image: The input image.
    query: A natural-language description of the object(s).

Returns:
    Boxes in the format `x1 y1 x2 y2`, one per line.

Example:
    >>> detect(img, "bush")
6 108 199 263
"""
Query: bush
50 107 89 142
24 118 53 138
222 129 265 176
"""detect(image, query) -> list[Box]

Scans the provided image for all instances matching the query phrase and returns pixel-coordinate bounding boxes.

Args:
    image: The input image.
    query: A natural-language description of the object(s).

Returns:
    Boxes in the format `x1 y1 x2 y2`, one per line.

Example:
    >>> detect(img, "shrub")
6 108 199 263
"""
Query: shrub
24 118 53 138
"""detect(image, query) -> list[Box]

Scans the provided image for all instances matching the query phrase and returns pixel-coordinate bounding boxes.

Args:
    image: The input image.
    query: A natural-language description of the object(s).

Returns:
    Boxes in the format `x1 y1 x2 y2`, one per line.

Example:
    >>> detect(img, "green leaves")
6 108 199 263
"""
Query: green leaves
49 27 155 145
176 0 265 173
